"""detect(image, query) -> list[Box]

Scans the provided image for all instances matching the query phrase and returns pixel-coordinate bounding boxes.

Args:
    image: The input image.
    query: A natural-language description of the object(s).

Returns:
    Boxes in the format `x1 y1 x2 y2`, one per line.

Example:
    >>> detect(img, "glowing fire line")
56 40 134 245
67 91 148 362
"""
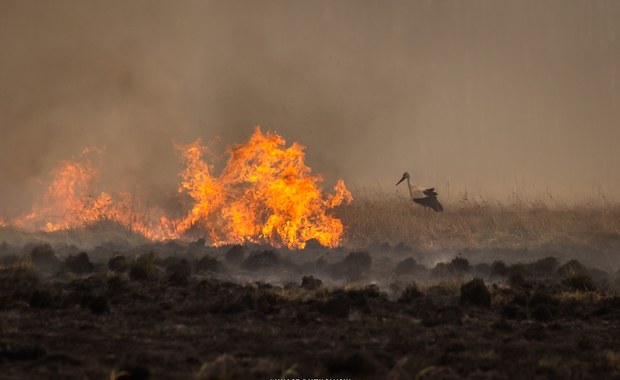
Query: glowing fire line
4 127 352 249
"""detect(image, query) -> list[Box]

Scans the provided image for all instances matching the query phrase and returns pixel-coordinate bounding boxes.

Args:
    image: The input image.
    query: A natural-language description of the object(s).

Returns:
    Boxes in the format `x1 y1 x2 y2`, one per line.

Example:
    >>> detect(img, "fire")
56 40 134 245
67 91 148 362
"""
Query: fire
6 127 352 248
15 154 104 231
12 151 162 238
175 127 352 248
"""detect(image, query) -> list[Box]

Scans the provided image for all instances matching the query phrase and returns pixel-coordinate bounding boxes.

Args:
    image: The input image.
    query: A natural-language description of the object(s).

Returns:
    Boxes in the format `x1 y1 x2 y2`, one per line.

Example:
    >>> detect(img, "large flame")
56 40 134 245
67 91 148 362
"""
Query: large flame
175 127 352 248
5 127 352 249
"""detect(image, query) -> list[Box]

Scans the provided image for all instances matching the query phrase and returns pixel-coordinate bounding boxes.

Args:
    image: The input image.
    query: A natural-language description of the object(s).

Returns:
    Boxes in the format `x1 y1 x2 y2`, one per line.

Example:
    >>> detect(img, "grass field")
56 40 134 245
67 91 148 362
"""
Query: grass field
1 188 619 256
338 188 620 251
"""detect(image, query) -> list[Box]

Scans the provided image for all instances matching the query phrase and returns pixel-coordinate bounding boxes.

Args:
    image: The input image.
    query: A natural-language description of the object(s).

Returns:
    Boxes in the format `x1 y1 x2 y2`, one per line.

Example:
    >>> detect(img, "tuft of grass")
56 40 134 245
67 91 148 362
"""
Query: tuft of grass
129 252 157 281
605 351 620 372
2 260 35 272
415 366 439 380
195 354 239 380
398 283 424 303
460 278 491 307
279 363 299 379
555 289 607 303
109 370 129 380
537 355 565 375
561 272 595 291
426 278 465 296
0 260 37 284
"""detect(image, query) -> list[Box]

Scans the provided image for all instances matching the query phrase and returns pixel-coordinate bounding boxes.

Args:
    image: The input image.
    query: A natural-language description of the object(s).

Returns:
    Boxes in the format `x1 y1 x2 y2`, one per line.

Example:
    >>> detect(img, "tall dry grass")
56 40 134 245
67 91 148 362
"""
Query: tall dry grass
1 187 618 253
337 188 620 251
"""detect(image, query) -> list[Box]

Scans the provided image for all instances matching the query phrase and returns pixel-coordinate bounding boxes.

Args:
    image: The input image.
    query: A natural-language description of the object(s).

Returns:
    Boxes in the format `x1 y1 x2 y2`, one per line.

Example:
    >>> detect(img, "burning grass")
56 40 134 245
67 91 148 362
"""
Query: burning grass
339 188 620 252
2 127 618 256
2 127 352 249
2 188 619 256
1 130 618 256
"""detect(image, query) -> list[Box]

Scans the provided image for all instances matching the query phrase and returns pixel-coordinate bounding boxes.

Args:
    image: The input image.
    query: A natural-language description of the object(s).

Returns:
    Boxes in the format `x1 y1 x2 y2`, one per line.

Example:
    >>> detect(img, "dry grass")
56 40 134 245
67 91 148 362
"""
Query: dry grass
1 188 618 253
0 260 37 285
555 289 609 303
337 188 620 251
605 351 620 372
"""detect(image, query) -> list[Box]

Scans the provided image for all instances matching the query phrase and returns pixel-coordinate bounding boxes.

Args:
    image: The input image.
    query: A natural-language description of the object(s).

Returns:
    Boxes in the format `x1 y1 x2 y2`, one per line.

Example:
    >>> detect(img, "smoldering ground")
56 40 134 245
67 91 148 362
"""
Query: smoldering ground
3 239 620 378
0 0 619 281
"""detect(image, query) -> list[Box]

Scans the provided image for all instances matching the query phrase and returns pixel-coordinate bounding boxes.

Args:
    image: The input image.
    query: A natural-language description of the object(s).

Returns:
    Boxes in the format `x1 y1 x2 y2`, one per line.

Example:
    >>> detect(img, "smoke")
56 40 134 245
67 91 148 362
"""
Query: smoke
1 0 619 217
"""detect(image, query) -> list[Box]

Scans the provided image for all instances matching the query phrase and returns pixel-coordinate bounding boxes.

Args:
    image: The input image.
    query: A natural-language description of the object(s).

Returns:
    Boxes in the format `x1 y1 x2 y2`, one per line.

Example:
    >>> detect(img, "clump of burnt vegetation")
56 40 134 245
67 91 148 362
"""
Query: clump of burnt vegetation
129 252 158 281
460 278 491 307
65 252 95 274
326 251 372 280
108 255 129 273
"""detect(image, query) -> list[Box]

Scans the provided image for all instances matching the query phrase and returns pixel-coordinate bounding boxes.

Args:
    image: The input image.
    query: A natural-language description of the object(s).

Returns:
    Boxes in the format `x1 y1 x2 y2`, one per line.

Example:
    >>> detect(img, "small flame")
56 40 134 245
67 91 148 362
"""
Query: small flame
15 156 102 231
7 127 352 248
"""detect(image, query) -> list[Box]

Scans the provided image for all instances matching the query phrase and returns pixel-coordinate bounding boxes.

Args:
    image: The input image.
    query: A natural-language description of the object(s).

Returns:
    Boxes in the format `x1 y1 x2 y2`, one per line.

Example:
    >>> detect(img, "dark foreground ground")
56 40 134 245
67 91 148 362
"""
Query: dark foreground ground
2 240 620 379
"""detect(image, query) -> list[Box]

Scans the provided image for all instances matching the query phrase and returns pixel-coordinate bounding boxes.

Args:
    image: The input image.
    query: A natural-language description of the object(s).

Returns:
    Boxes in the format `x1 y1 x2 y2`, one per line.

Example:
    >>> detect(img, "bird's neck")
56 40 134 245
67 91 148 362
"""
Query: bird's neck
406 177 414 199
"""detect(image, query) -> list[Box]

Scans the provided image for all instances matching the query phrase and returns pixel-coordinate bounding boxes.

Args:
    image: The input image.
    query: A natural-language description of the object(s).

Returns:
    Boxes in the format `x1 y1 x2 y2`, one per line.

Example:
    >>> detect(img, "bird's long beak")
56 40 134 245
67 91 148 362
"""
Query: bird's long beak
396 175 406 186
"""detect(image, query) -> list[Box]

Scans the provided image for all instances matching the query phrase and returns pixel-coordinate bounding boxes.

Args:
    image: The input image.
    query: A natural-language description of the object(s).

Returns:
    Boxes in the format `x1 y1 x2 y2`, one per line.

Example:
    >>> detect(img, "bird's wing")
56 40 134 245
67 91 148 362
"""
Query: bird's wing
414 196 444 212
423 188 438 197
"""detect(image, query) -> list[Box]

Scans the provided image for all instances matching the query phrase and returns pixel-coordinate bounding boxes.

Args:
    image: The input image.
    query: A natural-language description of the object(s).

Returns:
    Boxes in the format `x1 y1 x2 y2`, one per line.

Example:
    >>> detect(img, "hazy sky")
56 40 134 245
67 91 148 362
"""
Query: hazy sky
1 0 619 213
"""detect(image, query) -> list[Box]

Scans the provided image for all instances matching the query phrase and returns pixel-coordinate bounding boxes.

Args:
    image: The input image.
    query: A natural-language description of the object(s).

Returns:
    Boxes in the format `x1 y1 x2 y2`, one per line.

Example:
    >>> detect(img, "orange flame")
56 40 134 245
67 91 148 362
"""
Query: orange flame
175 127 352 248
15 156 103 231
7 127 352 248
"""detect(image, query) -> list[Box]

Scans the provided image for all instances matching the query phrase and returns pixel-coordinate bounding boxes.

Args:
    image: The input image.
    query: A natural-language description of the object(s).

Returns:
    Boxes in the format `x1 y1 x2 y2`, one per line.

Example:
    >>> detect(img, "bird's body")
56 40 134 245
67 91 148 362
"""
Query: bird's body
396 172 443 212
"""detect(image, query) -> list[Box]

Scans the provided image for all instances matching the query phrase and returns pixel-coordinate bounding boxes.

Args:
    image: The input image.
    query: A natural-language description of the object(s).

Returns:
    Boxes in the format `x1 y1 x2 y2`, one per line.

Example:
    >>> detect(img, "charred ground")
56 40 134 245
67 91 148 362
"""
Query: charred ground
2 237 620 379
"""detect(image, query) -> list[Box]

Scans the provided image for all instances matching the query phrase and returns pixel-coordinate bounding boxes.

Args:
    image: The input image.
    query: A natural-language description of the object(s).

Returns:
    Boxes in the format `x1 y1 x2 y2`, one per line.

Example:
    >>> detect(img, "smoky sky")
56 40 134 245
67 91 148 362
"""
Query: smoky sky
1 0 619 215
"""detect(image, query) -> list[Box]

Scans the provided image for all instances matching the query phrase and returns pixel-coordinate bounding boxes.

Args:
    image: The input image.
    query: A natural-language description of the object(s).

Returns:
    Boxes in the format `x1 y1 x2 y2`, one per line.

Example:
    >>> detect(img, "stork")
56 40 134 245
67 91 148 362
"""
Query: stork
396 172 443 212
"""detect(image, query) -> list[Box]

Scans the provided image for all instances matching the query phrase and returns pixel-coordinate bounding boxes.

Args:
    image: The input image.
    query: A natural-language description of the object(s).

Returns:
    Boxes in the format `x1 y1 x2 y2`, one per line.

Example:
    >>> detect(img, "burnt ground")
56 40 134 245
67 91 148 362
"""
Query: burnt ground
2 240 620 379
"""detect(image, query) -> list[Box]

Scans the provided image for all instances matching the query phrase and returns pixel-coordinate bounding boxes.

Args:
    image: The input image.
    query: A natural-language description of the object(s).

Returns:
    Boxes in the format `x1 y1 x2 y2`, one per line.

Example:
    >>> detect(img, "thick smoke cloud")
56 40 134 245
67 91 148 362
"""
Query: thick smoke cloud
1 0 619 216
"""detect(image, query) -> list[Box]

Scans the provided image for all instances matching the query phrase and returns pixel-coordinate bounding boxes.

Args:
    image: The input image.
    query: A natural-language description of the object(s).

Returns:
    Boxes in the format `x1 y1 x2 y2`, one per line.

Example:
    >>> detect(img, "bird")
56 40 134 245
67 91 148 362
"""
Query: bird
396 172 443 212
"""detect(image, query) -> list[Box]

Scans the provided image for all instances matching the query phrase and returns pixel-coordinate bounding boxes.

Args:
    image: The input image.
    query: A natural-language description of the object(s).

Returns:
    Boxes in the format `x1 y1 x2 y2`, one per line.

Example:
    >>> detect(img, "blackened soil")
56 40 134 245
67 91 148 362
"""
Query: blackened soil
2 248 620 379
